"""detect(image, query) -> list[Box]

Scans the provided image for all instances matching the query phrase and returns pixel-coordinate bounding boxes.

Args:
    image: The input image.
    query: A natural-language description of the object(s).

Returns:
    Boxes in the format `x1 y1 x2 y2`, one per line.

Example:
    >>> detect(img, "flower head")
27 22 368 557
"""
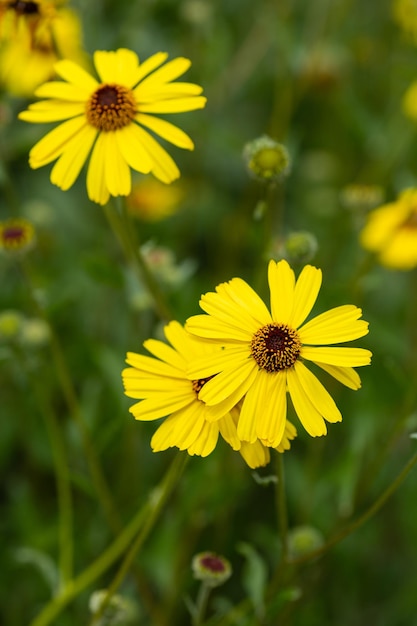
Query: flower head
122 321 284 466
0 217 35 254
360 188 417 270
191 552 232 587
0 0 85 97
186 260 371 446
19 48 206 205
126 178 185 221
243 135 290 182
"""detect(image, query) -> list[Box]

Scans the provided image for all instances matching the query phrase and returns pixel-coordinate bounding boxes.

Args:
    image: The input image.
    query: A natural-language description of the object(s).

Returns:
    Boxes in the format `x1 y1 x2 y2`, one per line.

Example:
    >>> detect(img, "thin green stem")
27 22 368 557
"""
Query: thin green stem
30 453 188 626
275 454 289 564
102 199 172 322
192 582 212 626
288 448 417 568
18 259 122 535
26 363 73 586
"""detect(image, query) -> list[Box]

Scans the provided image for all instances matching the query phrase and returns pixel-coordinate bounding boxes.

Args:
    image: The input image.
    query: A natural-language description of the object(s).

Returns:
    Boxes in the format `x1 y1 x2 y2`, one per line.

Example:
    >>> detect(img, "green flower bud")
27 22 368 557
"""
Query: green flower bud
243 136 290 182
191 551 232 587
0 310 24 340
287 525 324 559
283 231 318 265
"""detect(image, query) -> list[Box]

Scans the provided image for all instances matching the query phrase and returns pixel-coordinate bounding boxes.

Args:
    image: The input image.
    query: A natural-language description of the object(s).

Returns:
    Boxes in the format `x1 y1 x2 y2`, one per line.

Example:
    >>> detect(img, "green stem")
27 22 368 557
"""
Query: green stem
276 453 289 564
31 453 188 626
288 449 417 567
192 582 212 626
102 199 172 322
27 365 73 586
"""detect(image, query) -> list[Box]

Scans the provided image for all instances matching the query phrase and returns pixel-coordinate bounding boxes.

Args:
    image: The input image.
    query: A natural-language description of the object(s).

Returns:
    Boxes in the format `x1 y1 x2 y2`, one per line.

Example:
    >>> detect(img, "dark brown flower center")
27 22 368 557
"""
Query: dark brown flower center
192 376 214 395
8 1 39 15
251 323 301 372
86 84 137 132
2 225 25 243
200 555 226 573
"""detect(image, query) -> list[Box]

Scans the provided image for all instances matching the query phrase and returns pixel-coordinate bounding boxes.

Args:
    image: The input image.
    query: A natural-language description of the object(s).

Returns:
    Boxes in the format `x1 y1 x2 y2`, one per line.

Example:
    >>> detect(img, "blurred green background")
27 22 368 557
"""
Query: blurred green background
2 0 417 624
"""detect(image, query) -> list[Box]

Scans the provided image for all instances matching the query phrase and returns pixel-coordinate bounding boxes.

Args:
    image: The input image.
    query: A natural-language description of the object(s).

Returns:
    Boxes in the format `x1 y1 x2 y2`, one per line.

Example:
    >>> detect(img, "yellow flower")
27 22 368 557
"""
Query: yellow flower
360 188 417 270
122 321 294 467
0 0 86 97
0 217 35 253
186 259 371 446
18 48 206 205
392 0 417 43
126 178 185 221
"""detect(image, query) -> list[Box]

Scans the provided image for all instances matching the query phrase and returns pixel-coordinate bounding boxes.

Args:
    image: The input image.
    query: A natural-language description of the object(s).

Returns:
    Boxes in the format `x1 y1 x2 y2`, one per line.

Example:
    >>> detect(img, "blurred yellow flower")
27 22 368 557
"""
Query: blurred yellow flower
186 259 371 446
360 188 417 270
122 321 294 466
0 217 35 253
19 48 207 205
392 0 417 42
126 178 185 221
0 0 86 97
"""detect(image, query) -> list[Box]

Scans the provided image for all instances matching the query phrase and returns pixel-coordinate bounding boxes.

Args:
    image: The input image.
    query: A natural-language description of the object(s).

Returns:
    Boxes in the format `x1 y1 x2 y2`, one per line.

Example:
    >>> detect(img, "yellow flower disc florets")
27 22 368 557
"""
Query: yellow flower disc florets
86 84 137 132
251 323 301 372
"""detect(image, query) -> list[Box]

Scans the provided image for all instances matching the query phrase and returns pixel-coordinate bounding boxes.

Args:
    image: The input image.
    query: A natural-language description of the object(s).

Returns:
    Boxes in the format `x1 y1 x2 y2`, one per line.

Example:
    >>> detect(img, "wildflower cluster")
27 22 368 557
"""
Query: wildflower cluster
122 259 371 466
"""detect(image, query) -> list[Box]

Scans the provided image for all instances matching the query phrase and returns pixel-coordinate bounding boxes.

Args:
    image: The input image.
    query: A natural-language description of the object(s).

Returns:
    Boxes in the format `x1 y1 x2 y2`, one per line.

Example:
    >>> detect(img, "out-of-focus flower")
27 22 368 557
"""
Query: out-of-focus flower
287 525 324 559
340 183 385 212
186 259 371 446
0 310 24 340
243 136 290 182
19 317 50 347
0 0 86 97
274 231 319 266
89 589 136 625
360 188 417 269
141 241 196 287
192 552 232 587
122 321 286 467
19 48 206 205
296 44 348 91
0 217 35 254
392 0 417 43
126 179 185 221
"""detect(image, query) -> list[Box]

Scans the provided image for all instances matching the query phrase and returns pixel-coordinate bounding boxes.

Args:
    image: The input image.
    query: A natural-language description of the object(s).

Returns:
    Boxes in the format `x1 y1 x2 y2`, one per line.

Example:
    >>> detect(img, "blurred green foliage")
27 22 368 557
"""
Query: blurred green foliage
2 0 417 624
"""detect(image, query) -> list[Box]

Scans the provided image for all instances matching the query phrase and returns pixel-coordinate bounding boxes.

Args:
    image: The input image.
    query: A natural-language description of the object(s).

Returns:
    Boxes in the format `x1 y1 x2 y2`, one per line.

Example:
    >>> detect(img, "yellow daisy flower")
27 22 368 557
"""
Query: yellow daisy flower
18 48 207 205
0 1 85 97
360 188 417 270
122 321 295 467
186 259 372 446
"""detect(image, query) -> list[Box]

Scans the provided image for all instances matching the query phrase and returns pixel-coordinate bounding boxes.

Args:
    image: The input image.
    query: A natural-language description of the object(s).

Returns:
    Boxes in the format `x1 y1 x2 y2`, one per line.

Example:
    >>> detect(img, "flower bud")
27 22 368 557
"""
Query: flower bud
243 136 290 182
0 218 35 255
287 525 324 559
192 551 232 587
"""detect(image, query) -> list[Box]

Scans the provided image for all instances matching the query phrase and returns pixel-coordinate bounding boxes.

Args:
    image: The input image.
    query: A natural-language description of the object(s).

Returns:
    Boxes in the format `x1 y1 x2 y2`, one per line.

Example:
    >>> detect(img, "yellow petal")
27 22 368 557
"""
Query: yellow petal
187 421 219 456
115 124 153 174
86 133 110 205
53 59 99 91
137 113 194 149
132 126 180 183
199 360 258 408
103 132 132 197
19 100 86 123
186 313 254 341
134 52 169 85
28 116 86 168
299 305 369 344
129 394 193 421
218 413 241 451
290 265 322 328
50 124 97 190
137 57 191 90
287 367 327 436
239 440 271 468
136 82 203 103
269 259 295 324
143 337 185 370
293 361 341 424
301 346 372 367
150 404 205 451
35 81 93 101
124 352 183 378
315 363 362 390
137 96 207 114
